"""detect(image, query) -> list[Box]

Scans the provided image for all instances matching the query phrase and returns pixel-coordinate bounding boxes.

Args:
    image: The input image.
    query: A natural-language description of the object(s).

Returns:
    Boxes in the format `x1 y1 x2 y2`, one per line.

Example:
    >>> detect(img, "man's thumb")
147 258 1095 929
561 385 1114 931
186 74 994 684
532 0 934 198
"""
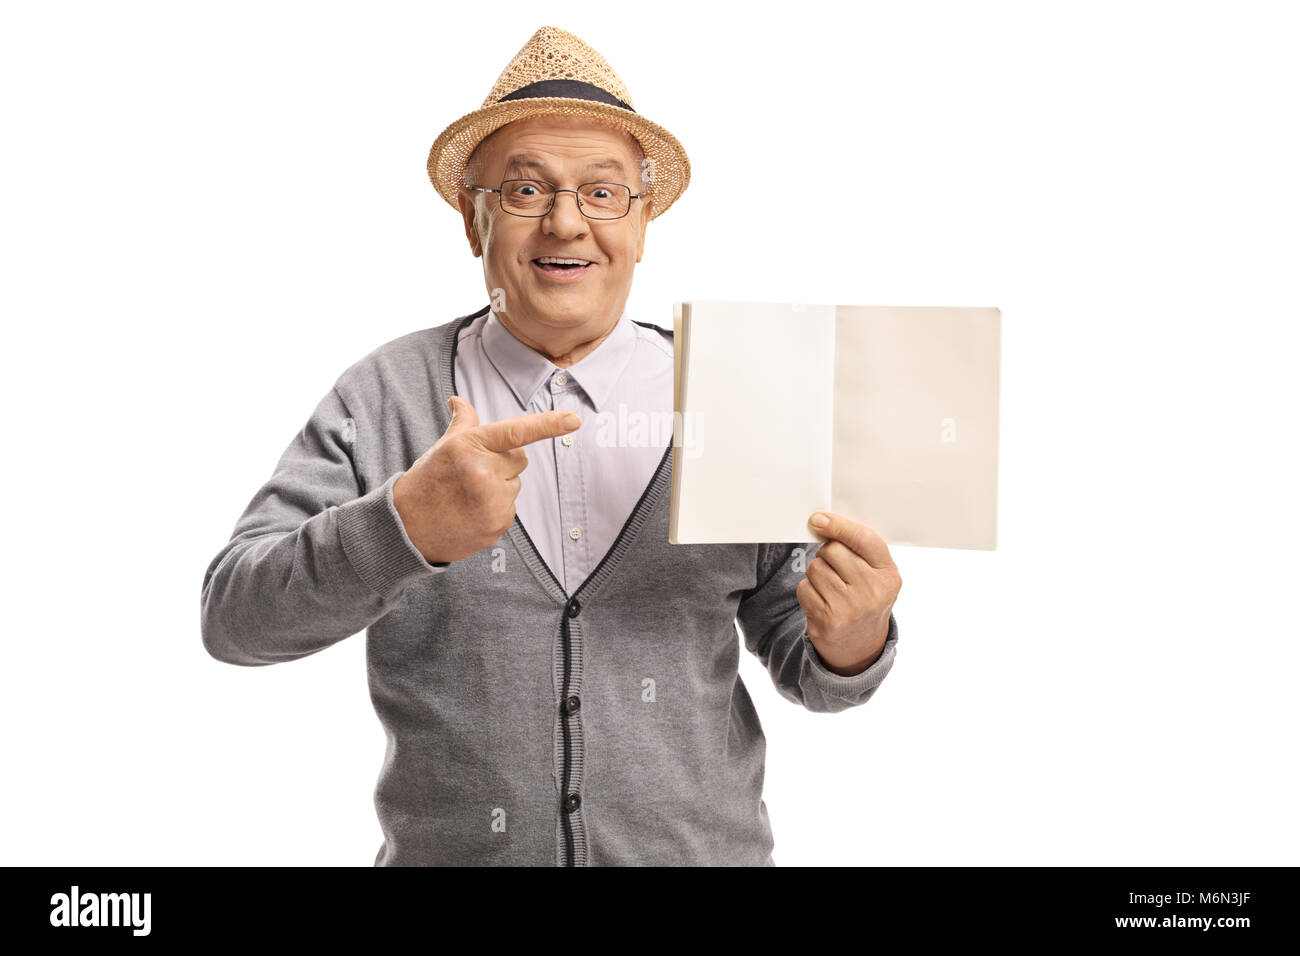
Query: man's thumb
445 395 479 432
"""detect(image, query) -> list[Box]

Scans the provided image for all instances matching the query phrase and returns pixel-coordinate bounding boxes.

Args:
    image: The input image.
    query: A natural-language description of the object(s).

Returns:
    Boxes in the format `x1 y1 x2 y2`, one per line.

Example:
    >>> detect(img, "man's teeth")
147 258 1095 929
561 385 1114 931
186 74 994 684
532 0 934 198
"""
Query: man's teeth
536 257 592 266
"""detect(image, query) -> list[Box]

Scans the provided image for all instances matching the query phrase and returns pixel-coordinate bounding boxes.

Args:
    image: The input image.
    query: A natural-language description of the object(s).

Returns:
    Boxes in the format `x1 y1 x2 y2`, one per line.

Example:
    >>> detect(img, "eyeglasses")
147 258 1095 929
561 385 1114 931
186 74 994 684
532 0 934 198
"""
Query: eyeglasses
467 179 645 220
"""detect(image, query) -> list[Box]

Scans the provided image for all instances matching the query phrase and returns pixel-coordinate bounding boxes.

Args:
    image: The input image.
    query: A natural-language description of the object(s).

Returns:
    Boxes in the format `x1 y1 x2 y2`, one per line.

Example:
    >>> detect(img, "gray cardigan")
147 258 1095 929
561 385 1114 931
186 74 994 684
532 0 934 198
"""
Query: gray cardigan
200 304 900 866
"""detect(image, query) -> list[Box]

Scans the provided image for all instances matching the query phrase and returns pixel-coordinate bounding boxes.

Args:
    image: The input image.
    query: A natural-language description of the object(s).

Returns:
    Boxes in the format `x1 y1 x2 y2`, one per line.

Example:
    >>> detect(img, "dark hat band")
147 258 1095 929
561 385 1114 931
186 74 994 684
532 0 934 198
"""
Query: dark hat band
496 78 635 112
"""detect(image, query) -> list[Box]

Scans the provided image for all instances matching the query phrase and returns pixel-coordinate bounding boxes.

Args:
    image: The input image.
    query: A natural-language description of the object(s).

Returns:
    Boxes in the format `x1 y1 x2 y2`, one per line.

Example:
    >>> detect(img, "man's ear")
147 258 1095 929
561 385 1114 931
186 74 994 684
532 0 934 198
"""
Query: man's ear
457 187 483 257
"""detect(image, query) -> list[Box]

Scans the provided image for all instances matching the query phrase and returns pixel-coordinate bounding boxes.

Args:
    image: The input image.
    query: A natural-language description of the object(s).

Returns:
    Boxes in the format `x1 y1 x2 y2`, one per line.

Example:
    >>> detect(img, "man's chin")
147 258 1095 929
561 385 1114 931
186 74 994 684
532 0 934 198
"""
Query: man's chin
520 286 601 317
527 278 599 299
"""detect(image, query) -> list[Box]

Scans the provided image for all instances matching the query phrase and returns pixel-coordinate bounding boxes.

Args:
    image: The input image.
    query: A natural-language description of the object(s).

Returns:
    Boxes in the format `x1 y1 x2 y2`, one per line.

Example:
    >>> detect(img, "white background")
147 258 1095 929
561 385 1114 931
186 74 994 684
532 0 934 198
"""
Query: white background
2 0 1296 866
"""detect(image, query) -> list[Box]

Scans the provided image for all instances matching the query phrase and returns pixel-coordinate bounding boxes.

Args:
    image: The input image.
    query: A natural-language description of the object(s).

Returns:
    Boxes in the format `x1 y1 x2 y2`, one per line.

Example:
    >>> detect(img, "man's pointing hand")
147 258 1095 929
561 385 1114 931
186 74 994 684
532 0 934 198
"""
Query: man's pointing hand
393 395 581 564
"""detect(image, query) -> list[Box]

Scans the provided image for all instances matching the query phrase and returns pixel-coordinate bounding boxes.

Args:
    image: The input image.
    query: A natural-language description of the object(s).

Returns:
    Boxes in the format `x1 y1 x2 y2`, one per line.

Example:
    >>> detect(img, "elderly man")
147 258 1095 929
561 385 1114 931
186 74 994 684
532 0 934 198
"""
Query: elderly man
201 26 901 866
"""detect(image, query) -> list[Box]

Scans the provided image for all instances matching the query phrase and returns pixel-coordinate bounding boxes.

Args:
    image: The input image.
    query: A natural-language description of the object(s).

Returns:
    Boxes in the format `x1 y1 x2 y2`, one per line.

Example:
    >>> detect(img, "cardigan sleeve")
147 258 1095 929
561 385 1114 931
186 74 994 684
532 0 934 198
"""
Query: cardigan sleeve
734 541 898 714
200 382 446 666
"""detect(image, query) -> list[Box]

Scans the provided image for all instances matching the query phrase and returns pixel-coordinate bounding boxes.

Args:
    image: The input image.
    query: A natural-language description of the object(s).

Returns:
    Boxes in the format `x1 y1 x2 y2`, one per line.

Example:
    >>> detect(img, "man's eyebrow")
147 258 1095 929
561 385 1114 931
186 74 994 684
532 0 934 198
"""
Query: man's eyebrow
502 154 629 178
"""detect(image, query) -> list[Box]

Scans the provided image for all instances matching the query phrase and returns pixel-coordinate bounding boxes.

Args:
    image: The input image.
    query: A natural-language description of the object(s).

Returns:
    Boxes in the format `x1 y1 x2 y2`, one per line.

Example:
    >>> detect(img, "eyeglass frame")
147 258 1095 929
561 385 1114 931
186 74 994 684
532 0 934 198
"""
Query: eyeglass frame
466 178 647 221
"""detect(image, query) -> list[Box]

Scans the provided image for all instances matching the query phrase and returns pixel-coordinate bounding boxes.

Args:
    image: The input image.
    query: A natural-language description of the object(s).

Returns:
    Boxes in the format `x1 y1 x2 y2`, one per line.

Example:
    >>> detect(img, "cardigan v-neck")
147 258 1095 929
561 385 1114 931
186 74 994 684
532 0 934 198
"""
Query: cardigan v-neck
440 310 675 605
449 307 675 596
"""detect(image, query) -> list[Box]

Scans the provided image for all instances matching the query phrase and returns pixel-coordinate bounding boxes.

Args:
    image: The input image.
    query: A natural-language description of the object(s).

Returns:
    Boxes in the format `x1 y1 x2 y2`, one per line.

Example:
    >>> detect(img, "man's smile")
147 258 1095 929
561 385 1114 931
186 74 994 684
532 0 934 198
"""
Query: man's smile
532 256 597 280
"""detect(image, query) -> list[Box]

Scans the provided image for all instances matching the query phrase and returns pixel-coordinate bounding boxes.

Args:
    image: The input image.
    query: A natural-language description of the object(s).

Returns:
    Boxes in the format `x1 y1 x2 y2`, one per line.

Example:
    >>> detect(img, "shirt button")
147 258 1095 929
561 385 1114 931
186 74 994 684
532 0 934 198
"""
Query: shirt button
564 695 581 715
564 793 581 813
554 373 568 386
569 527 582 540
566 597 581 617
561 434 574 446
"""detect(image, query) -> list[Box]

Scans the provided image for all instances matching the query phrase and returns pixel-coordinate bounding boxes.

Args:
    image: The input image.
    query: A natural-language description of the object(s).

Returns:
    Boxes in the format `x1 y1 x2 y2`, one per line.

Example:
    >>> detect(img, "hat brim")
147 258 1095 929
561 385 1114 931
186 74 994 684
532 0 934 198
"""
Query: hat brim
427 97 690 221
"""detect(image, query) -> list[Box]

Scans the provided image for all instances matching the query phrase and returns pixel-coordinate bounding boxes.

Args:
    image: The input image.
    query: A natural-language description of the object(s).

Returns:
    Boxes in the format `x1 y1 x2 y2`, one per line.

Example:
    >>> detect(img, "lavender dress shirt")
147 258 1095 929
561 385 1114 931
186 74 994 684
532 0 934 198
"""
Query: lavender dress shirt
451 307 674 594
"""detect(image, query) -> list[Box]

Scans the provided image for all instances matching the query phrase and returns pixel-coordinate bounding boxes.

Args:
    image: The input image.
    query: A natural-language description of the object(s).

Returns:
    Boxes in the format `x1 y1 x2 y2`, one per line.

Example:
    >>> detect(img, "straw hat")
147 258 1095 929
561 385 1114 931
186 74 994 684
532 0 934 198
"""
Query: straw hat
426 26 690 220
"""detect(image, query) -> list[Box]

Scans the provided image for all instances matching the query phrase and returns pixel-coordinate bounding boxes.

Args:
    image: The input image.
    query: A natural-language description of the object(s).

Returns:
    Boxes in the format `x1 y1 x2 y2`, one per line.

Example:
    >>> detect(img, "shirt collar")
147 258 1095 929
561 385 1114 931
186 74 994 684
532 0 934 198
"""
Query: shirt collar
480 308 637 413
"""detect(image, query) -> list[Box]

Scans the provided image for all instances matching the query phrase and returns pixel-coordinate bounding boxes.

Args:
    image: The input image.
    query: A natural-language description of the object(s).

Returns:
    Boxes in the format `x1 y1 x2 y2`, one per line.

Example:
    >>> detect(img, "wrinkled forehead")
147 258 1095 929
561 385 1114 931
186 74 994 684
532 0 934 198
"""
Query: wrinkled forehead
469 115 643 180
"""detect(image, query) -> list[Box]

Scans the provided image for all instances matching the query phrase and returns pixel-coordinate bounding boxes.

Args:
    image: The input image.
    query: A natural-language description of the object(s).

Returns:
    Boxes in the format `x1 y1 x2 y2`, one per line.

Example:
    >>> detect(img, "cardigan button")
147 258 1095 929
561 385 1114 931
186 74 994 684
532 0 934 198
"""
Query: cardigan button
564 792 581 813
564 695 581 715
566 598 581 618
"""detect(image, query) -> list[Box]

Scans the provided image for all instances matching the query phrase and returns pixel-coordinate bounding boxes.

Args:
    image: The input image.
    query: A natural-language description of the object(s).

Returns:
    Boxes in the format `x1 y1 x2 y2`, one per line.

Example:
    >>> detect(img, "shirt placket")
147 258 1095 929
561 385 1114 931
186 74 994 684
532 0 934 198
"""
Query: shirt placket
547 368 590 595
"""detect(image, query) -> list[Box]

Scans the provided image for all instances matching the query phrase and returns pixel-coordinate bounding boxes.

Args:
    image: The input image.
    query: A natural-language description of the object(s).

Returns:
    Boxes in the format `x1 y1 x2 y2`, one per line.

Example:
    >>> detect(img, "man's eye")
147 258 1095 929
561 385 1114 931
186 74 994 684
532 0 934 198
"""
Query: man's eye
515 185 537 196
591 188 610 199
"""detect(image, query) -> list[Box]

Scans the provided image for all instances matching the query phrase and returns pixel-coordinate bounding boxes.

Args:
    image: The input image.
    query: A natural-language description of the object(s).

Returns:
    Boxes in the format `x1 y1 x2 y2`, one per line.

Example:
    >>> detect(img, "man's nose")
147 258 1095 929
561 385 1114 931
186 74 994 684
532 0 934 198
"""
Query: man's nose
542 191 590 235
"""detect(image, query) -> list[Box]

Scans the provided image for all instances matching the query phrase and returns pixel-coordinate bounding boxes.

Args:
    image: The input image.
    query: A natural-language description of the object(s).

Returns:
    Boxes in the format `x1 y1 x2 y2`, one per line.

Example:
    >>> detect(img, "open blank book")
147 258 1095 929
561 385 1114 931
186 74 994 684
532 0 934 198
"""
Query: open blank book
669 301 1002 550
